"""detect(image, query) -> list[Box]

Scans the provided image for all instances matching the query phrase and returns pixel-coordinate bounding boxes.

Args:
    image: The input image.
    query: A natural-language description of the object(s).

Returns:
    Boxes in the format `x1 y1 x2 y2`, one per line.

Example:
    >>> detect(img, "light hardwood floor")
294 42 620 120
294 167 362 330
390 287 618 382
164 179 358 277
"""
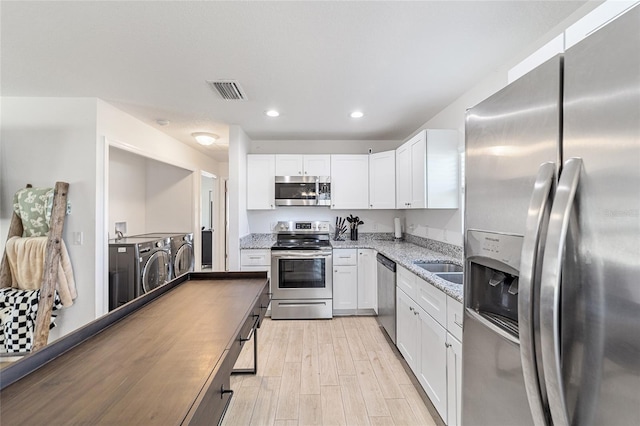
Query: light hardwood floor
222 316 439 426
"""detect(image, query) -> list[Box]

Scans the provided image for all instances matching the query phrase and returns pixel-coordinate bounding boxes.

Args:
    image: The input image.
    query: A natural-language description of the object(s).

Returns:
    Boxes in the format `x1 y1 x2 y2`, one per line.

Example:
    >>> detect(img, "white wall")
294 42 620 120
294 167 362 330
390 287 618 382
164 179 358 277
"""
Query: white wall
98 99 223 310
0 97 99 341
403 69 506 247
248 207 401 234
401 1 602 247
145 159 192 233
0 97 225 345
228 125 251 270
109 147 147 236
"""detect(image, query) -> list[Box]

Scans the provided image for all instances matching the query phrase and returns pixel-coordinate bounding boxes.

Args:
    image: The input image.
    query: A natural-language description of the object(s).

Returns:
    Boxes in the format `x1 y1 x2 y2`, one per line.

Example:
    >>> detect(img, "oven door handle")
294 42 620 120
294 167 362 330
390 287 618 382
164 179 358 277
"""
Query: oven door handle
271 251 332 258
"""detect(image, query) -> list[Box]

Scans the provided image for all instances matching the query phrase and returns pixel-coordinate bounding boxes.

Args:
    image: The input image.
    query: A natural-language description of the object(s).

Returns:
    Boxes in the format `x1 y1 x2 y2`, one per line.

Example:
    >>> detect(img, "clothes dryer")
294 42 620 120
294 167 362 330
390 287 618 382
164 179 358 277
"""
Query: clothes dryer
108 236 172 311
133 232 194 278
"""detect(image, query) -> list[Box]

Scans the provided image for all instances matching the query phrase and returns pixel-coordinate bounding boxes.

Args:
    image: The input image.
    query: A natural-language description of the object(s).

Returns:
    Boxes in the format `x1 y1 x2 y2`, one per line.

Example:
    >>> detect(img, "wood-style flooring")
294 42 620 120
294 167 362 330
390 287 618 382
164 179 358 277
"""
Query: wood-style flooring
222 316 440 426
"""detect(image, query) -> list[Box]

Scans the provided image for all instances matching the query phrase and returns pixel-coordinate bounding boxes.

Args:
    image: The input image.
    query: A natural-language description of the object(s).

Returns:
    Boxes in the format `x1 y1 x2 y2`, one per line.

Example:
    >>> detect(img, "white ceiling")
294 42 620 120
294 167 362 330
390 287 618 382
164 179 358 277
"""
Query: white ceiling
1 1 591 162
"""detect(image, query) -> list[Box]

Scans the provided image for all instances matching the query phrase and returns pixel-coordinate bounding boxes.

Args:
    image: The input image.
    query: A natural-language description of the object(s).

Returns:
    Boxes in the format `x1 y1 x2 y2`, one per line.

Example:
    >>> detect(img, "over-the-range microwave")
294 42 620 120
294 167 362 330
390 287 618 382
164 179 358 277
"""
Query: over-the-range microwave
274 176 331 206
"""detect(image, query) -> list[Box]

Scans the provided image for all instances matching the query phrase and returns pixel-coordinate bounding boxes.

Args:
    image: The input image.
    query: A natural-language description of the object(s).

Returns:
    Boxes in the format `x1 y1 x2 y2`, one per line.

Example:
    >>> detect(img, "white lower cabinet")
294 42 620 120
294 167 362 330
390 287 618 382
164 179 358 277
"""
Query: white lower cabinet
396 271 464 425
396 288 419 370
446 332 462 426
240 249 271 276
333 248 377 315
416 303 448 421
357 249 377 312
333 265 358 311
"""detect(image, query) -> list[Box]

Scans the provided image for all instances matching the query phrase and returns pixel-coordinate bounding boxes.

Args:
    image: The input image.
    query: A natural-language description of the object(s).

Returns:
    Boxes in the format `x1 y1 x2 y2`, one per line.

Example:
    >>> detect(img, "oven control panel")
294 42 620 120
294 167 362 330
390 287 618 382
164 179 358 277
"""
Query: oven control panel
275 221 330 233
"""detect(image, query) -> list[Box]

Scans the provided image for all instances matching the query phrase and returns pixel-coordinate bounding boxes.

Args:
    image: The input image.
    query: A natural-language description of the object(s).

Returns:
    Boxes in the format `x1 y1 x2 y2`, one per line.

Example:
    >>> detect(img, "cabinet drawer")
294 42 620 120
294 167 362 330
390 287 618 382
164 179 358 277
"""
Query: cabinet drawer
397 265 417 300
333 249 357 265
416 276 447 326
447 296 464 342
240 249 270 266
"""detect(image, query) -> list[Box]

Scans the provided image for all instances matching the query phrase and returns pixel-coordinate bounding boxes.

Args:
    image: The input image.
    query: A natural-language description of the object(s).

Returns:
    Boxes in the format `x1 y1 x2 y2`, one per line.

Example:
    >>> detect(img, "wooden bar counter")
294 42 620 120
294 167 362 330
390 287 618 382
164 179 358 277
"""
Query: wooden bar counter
0 272 270 425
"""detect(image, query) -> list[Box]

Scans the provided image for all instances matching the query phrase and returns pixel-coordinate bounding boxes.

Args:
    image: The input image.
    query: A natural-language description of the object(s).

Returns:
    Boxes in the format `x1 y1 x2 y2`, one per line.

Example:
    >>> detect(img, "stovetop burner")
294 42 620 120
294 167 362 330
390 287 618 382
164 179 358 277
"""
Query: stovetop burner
271 220 332 251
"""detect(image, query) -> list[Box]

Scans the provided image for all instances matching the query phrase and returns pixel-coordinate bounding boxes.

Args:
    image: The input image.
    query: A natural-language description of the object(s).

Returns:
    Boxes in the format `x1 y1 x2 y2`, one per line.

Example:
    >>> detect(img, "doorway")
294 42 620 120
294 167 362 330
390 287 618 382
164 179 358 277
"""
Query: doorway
200 172 216 270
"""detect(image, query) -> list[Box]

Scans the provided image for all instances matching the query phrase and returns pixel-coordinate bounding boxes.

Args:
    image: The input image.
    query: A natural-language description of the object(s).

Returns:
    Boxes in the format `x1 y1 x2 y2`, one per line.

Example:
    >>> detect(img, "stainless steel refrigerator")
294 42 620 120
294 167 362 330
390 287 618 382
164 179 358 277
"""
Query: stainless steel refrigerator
462 6 639 426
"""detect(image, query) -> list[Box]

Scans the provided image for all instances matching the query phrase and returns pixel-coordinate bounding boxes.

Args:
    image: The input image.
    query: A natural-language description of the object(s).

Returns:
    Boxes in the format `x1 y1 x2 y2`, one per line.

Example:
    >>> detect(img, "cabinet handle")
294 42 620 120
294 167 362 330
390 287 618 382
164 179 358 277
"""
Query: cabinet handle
370 204 373 207
414 310 419 316
445 342 452 348
409 306 414 311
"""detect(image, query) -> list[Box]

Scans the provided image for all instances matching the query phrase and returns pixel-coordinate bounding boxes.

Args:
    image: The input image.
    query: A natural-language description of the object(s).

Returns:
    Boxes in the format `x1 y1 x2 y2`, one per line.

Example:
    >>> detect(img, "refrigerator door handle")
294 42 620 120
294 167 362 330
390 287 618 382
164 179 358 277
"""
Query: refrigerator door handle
540 157 583 426
519 162 555 426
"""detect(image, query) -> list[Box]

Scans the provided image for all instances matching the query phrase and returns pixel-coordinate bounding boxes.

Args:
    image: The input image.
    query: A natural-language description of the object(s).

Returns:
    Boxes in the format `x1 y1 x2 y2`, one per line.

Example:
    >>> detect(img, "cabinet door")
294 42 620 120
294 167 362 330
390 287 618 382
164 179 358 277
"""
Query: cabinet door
303 155 331 176
330 155 369 209
275 154 303 176
396 288 418 372
426 129 459 209
416 305 448 422
447 333 463 426
357 249 377 311
369 150 396 209
333 265 358 311
247 155 275 210
409 133 427 209
396 143 411 208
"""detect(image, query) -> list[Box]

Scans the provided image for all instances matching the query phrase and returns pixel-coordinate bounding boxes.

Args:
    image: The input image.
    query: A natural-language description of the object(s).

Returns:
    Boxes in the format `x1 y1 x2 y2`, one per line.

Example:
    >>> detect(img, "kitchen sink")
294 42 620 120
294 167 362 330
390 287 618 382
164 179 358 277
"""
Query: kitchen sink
414 262 463 273
434 272 464 285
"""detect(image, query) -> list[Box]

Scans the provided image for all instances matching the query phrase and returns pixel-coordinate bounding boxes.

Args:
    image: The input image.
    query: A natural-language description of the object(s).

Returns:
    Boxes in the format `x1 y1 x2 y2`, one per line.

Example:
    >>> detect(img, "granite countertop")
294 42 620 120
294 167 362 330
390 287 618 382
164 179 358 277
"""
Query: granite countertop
239 233 464 302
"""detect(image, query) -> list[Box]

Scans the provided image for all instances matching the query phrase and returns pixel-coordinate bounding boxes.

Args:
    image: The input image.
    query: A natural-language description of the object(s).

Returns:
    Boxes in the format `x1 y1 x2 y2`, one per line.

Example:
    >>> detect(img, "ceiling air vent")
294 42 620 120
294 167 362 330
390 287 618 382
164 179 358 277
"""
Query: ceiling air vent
207 80 247 100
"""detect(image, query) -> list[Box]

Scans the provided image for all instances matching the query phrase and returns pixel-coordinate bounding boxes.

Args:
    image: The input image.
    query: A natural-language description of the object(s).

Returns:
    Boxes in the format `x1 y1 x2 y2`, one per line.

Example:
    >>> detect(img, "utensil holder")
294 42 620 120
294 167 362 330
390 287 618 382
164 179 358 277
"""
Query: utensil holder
350 228 358 241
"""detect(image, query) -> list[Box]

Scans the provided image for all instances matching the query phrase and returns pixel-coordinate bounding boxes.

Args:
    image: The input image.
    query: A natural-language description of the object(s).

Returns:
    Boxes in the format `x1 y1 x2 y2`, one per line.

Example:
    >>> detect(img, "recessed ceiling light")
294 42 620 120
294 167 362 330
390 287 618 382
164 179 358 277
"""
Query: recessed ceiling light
191 132 219 146
350 111 364 118
265 110 280 117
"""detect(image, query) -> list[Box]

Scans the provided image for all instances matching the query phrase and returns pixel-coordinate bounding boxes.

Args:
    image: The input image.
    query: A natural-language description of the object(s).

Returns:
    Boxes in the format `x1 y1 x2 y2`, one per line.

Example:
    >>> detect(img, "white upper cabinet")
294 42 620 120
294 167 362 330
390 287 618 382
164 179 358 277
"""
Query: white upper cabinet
275 154 330 176
396 144 412 209
247 154 276 210
303 155 331 176
396 129 459 209
330 154 369 209
369 150 396 209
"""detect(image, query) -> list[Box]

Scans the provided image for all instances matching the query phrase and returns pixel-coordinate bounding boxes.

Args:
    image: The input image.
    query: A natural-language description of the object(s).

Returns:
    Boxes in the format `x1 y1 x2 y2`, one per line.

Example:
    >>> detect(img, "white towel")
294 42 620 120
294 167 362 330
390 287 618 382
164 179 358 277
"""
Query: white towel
5 236 77 307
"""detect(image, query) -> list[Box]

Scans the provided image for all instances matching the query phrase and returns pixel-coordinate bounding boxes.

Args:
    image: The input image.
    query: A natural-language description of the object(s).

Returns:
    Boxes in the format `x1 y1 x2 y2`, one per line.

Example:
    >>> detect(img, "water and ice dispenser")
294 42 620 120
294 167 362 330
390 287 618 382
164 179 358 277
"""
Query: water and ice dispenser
466 230 524 337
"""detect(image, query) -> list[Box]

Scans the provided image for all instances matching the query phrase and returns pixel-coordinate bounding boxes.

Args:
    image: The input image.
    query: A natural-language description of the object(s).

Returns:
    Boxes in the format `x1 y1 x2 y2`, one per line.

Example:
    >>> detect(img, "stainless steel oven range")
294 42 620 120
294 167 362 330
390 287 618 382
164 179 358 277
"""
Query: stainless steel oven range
270 221 333 319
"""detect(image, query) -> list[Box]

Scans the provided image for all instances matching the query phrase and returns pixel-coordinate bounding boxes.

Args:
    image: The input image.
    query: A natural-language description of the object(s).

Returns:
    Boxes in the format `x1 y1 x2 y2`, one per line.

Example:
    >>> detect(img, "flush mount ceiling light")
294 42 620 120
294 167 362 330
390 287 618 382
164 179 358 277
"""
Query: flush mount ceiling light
191 132 219 146
350 111 364 118
265 110 280 117
155 119 170 126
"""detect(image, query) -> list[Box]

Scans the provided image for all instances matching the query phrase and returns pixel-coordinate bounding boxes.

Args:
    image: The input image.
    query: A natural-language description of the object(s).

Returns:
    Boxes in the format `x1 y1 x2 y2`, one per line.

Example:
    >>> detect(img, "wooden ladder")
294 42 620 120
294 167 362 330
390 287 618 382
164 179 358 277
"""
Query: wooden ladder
0 182 70 352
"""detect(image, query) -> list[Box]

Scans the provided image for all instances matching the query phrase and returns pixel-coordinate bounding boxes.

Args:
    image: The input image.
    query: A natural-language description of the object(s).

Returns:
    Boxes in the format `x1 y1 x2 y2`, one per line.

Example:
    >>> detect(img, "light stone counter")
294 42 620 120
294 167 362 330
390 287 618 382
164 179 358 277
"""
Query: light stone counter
240 232 464 302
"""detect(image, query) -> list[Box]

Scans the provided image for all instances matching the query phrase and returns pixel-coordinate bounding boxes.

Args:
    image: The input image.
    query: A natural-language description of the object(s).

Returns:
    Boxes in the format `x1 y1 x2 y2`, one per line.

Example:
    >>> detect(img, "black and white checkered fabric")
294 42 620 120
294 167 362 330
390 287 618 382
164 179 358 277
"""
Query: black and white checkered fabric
0 288 62 353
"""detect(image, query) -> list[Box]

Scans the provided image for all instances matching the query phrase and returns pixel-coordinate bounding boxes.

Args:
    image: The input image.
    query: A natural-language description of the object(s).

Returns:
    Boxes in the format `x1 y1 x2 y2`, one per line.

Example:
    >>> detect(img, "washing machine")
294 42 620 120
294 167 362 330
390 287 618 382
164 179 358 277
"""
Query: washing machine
108 236 172 311
132 232 194 278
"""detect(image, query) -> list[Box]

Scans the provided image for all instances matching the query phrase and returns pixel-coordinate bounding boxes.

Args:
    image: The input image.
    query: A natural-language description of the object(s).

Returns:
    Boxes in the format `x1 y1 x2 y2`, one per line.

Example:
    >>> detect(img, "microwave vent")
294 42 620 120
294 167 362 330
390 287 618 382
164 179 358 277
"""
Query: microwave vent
207 80 247 100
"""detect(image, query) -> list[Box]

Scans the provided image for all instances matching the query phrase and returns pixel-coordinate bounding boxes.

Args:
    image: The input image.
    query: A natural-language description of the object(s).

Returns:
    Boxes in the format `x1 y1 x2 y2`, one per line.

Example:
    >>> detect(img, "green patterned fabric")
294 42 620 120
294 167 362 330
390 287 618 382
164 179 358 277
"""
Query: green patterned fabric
13 187 54 237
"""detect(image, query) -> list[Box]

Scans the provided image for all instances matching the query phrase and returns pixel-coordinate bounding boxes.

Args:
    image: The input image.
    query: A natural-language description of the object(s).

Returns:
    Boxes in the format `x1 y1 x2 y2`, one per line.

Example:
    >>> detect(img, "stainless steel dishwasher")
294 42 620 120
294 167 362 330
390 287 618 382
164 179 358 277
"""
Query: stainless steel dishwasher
376 253 396 344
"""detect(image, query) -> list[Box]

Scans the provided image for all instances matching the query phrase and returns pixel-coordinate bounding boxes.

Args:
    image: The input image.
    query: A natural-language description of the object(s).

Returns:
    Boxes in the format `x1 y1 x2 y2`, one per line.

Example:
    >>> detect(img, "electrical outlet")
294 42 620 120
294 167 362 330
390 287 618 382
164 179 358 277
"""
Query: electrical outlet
66 201 72 215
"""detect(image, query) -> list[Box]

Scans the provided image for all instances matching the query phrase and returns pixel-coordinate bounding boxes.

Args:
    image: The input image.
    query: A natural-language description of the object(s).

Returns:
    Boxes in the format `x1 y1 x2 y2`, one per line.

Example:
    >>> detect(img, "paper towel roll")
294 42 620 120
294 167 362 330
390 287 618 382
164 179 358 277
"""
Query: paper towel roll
394 218 402 239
